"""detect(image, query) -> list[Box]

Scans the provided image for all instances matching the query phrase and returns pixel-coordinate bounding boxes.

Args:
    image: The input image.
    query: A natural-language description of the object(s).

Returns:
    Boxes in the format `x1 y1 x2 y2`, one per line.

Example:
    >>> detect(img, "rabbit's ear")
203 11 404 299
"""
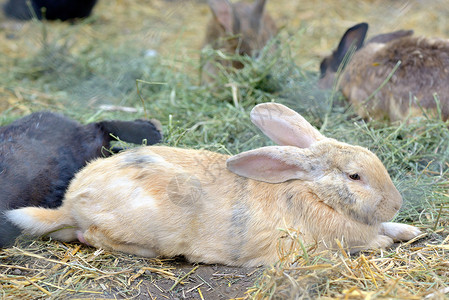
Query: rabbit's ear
250 0 266 30
334 22 368 66
226 146 319 183
367 29 413 44
208 0 234 33
251 103 325 148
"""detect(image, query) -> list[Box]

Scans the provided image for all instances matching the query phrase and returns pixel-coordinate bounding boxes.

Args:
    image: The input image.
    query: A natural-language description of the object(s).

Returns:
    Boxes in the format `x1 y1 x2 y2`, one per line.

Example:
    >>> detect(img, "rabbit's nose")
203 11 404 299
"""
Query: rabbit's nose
393 202 401 212
392 195 403 212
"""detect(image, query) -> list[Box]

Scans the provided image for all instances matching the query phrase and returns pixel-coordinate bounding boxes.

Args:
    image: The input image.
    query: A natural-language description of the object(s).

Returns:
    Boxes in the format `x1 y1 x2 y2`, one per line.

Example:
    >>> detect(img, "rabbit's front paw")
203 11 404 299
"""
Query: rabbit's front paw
368 234 394 249
348 235 393 253
381 222 422 242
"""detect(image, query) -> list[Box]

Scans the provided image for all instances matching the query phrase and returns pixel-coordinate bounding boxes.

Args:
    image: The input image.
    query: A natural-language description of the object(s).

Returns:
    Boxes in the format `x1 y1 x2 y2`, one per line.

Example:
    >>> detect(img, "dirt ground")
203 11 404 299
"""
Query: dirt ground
138 260 261 299
2 237 263 299
83 259 261 299
1 0 449 299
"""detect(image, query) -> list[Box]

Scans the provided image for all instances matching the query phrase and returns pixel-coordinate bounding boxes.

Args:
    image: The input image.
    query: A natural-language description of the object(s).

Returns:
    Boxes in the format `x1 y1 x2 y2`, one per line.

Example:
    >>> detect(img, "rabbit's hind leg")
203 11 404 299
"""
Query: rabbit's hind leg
82 225 157 257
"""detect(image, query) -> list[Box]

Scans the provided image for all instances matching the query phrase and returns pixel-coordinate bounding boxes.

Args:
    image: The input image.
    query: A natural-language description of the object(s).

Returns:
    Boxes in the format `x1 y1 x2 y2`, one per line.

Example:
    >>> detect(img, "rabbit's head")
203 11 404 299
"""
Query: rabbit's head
318 23 368 90
319 22 415 90
227 103 402 226
205 0 277 68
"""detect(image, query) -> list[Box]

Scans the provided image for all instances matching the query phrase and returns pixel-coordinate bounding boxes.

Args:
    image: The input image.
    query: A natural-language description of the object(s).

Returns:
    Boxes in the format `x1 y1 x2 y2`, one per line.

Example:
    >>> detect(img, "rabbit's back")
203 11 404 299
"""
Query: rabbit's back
66 145 387 265
63 146 287 266
342 36 449 121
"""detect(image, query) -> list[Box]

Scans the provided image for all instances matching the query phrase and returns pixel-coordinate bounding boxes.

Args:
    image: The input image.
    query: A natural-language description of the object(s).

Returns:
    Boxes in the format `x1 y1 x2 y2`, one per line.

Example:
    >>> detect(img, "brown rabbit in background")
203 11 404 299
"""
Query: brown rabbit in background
202 0 278 82
319 22 449 122
6 103 421 267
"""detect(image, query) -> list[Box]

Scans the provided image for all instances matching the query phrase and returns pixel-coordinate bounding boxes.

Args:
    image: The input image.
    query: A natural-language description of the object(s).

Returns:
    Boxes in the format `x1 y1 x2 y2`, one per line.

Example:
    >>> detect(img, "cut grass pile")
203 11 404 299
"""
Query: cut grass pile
0 0 448 298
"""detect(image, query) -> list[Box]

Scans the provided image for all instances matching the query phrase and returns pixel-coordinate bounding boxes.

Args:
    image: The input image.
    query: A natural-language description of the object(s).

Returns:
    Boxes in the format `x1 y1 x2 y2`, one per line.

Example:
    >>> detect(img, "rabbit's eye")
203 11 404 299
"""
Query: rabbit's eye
349 173 361 180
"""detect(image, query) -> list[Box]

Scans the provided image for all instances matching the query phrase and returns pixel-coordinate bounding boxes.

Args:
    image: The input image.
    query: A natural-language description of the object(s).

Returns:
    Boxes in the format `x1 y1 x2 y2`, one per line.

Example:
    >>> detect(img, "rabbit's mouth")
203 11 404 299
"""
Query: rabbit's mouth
318 195 379 226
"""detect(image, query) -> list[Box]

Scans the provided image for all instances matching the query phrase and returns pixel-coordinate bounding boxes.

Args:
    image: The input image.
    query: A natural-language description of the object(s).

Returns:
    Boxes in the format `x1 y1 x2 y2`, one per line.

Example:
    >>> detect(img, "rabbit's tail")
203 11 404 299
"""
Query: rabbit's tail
5 206 78 242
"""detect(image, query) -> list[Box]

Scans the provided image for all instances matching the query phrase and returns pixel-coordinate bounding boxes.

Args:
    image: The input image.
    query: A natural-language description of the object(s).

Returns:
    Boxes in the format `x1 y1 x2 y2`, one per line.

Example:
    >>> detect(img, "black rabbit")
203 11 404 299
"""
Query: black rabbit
3 0 98 21
0 111 162 247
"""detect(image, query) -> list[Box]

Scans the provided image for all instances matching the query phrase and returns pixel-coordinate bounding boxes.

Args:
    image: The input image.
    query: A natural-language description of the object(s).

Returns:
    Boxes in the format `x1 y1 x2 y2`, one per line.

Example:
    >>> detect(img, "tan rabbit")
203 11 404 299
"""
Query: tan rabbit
201 0 277 82
6 103 421 267
319 22 449 122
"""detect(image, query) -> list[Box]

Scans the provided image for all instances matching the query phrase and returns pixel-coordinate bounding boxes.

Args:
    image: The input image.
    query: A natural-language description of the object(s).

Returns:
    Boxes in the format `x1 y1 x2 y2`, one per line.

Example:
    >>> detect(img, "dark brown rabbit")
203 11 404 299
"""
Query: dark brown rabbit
0 111 162 248
3 0 98 21
202 0 277 81
319 22 449 122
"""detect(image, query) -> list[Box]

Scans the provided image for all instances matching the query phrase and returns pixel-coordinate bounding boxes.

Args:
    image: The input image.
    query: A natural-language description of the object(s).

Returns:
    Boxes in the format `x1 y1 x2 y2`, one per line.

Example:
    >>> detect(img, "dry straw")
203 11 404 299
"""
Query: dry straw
250 228 449 299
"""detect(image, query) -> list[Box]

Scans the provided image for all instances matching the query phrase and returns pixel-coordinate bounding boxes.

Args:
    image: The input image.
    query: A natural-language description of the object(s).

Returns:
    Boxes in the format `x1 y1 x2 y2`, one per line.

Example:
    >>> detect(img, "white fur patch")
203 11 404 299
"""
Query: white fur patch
5 208 40 234
130 187 157 210
381 222 422 241
6 208 77 241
